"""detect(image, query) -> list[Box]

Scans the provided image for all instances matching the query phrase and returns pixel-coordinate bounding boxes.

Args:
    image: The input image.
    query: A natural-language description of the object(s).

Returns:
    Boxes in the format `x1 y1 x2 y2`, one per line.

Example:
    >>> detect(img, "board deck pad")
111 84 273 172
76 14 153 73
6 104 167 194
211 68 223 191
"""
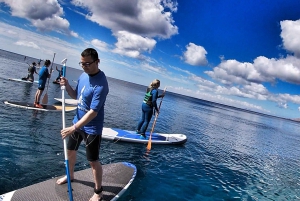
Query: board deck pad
8 78 38 84
4 101 76 112
0 162 136 201
102 127 187 145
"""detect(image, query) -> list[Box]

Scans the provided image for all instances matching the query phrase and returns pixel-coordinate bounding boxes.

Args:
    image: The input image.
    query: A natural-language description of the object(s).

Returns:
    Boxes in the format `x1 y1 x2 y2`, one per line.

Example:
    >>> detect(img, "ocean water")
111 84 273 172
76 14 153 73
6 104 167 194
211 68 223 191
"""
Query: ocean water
0 49 300 200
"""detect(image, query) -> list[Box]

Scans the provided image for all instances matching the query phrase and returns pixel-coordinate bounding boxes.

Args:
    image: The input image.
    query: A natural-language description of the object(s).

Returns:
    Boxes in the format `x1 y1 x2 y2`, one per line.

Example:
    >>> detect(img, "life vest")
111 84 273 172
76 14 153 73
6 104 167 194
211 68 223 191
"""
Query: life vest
144 87 154 106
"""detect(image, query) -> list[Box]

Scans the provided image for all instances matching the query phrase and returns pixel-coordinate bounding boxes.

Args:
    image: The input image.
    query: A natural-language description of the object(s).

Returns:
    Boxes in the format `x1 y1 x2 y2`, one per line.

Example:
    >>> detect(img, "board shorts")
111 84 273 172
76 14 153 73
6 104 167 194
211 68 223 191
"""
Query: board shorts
38 79 47 90
67 129 102 161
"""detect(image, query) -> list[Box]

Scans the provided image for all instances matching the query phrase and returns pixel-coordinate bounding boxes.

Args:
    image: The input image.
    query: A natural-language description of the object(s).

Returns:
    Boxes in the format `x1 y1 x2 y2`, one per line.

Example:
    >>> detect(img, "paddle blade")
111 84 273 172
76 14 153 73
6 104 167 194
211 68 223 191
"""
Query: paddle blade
42 93 48 105
146 135 152 150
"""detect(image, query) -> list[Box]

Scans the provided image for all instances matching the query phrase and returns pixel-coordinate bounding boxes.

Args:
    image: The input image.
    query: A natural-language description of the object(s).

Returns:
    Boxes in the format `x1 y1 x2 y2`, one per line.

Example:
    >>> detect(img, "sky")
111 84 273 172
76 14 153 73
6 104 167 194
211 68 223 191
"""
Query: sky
0 0 300 119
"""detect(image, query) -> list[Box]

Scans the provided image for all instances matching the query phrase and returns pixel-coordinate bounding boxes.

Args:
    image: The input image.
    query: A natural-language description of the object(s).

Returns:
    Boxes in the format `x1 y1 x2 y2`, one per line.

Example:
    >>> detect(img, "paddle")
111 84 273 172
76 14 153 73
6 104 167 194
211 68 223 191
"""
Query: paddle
24 56 29 66
41 53 56 105
61 58 73 201
146 87 167 151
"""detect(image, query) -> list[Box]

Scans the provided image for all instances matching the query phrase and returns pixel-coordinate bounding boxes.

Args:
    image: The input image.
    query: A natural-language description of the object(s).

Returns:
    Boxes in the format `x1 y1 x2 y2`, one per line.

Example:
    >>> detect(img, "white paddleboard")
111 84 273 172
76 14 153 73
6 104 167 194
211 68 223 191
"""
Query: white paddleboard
54 98 78 105
4 101 76 112
8 78 38 84
102 127 187 145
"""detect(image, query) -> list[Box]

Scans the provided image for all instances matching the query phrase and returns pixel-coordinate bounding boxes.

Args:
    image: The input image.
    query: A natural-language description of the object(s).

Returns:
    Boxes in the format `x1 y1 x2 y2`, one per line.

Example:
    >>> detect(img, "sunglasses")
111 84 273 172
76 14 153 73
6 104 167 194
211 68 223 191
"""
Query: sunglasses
79 60 97 67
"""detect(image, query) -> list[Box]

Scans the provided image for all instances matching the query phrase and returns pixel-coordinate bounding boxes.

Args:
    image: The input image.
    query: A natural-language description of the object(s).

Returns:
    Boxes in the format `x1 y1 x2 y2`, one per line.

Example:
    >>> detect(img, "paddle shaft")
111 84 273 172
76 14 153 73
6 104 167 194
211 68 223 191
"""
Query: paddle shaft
61 62 73 201
147 87 167 150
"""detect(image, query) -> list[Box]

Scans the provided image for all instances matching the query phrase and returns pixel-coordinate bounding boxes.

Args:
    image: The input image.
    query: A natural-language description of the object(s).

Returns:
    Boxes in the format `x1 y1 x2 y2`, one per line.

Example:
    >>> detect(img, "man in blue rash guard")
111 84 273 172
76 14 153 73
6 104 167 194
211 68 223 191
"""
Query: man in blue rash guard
136 79 164 138
57 48 109 201
33 60 51 108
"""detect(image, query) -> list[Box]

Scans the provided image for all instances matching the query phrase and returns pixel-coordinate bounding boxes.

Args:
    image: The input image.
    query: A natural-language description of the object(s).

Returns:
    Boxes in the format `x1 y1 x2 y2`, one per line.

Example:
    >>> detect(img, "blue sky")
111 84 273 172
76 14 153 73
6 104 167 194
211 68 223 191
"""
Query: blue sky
0 0 300 119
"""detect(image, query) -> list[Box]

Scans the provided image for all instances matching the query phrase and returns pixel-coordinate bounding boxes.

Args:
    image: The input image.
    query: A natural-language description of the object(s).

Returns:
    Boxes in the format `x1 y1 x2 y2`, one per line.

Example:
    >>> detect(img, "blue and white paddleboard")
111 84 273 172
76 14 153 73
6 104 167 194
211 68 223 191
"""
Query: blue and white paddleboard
0 162 136 201
102 127 187 145
8 78 38 84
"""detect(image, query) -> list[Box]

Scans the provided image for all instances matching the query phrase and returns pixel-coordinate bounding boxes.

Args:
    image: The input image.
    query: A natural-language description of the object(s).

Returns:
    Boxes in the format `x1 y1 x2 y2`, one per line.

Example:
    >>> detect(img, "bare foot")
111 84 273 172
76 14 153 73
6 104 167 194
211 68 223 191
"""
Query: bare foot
56 176 74 185
89 193 102 201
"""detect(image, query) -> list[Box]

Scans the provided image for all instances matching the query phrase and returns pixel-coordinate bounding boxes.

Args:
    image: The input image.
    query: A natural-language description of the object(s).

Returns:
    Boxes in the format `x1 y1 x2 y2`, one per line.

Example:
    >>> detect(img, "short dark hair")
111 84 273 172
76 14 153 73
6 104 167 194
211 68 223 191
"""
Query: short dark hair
44 60 51 66
81 48 99 61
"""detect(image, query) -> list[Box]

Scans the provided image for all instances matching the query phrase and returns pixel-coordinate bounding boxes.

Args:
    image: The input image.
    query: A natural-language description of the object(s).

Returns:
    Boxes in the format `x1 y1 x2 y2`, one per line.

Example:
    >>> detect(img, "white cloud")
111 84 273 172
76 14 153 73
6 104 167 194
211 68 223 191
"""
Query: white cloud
183 43 208 66
0 22 81 68
271 93 300 105
15 40 40 49
140 62 166 73
167 85 269 114
186 68 300 109
71 0 178 58
205 55 300 86
254 56 300 85
91 39 109 52
277 102 288 109
1 0 78 37
112 31 156 59
72 0 178 38
280 19 300 57
205 60 253 85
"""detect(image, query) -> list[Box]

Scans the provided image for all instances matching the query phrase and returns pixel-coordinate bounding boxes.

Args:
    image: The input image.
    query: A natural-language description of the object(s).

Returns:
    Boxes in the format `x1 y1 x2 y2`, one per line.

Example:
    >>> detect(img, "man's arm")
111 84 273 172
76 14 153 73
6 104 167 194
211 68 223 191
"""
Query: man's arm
74 109 98 129
60 77 77 99
61 109 98 139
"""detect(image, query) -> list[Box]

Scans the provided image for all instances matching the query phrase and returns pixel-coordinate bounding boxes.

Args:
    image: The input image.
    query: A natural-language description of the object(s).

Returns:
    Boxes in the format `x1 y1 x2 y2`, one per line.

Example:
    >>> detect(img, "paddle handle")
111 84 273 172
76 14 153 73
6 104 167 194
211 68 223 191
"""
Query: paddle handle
61 58 67 78
62 64 66 77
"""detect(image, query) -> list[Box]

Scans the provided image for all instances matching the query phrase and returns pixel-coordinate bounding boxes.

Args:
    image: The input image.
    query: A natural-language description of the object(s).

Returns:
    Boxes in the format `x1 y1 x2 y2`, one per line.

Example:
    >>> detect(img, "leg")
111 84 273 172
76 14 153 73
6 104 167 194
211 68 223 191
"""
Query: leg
85 134 103 201
136 105 146 132
89 161 103 201
56 150 76 184
140 105 153 134
34 89 43 104
57 131 83 184
28 74 34 82
34 89 44 108
34 90 39 104
36 89 43 103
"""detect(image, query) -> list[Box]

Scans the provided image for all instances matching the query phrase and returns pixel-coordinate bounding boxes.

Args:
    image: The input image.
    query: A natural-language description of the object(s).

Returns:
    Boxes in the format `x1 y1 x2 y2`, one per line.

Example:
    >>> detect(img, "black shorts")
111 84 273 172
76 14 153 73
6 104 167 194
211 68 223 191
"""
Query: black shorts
67 130 102 161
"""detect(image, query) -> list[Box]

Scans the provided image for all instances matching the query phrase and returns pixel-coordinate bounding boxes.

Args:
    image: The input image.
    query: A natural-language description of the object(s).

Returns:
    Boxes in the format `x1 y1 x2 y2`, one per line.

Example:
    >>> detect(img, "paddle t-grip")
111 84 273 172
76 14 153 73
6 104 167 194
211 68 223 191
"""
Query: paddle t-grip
61 58 67 77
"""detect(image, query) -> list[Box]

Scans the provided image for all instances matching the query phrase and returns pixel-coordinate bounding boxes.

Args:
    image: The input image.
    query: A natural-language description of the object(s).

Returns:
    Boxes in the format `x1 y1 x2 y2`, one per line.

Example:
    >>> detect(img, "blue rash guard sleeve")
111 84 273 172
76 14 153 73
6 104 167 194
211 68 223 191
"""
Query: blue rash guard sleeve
90 86 105 112
151 89 159 111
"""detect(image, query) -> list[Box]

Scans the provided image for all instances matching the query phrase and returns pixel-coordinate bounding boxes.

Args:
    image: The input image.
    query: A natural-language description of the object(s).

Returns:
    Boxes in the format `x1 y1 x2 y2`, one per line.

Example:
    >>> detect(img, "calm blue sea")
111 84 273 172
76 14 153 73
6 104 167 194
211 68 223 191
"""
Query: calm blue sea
0 49 300 200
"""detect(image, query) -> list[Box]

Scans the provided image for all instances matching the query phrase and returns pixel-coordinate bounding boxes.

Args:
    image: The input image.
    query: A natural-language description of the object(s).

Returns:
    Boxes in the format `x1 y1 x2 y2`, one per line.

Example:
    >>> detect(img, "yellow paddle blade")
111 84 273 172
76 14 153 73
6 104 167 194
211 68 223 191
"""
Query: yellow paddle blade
42 93 48 105
146 135 152 150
